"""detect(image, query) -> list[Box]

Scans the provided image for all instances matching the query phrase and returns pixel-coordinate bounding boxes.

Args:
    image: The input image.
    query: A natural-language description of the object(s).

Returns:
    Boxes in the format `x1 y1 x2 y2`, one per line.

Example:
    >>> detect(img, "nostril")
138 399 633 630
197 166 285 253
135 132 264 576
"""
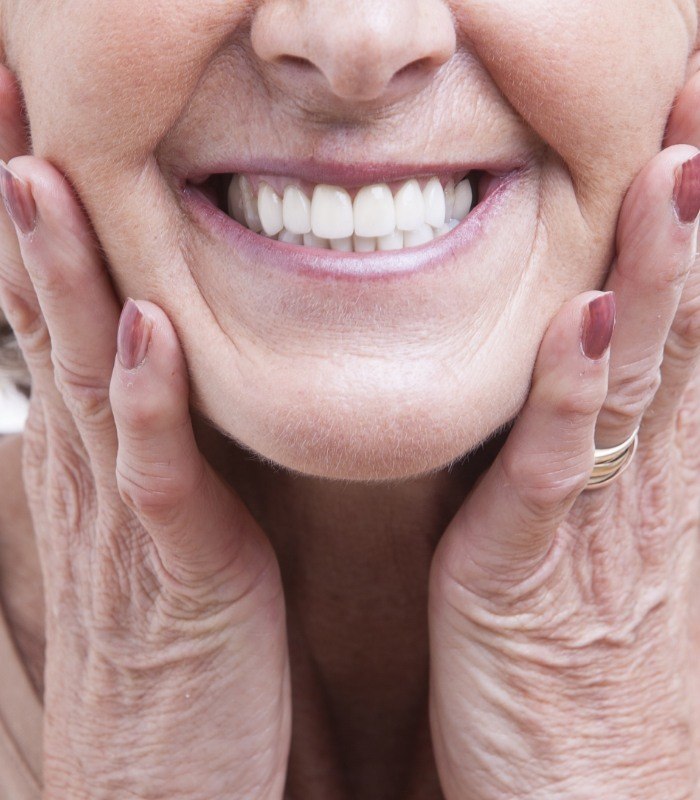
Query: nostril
250 0 456 106
394 57 433 81
279 55 317 71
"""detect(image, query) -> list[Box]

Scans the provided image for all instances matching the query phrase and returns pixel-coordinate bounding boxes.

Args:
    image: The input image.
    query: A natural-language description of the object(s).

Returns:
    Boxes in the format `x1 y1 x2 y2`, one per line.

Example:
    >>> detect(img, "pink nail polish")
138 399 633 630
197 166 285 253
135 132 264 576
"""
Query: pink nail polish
0 160 37 235
673 153 700 224
117 299 152 370
581 292 616 360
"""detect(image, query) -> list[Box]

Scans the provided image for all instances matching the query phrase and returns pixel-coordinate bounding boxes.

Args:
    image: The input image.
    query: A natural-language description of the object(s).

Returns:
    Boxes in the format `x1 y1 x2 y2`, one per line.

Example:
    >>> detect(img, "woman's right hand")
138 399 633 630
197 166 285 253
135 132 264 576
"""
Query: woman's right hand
0 67 291 800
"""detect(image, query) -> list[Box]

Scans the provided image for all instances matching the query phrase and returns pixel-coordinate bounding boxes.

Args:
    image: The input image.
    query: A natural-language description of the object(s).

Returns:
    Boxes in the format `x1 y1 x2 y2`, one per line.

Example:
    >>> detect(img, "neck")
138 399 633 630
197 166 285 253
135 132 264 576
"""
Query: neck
193 414 507 585
193 417 508 799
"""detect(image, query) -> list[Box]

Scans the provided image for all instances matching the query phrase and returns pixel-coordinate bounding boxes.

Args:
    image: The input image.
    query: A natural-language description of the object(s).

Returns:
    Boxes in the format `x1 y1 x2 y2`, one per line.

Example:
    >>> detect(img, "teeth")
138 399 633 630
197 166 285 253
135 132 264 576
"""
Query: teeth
353 235 376 252
452 180 473 221
434 219 460 237
228 174 247 226
311 185 354 239
240 175 263 232
353 184 396 238
258 182 284 236
443 179 455 224
377 229 404 251
278 229 304 244
225 173 479 251
330 237 353 251
228 174 264 232
303 231 331 249
423 177 446 228
403 223 434 247
282 185 312 234
394 179 425 232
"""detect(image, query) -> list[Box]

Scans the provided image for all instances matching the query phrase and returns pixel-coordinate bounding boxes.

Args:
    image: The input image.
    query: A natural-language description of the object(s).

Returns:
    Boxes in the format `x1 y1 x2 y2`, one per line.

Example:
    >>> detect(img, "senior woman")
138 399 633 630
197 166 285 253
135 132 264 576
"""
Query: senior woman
0 0 699 798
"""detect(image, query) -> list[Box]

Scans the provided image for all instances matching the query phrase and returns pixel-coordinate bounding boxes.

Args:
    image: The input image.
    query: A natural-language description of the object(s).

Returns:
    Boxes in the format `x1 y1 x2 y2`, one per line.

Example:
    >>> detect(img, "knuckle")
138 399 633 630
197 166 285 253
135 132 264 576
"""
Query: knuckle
47 448 95 532
116 457 202 526
554 383 606 420
115 391 166 434
656 259 690 291
669 300 700 354
500 448 589 520
52 351 111 425
606 363 662 423
0 286 41 337
29 256 74 301
18 310 51 360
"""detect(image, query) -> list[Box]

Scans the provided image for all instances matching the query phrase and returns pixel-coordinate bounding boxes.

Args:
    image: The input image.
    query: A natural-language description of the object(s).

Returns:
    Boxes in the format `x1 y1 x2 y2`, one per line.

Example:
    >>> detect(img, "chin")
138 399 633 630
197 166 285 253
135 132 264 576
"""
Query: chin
193 356 530 482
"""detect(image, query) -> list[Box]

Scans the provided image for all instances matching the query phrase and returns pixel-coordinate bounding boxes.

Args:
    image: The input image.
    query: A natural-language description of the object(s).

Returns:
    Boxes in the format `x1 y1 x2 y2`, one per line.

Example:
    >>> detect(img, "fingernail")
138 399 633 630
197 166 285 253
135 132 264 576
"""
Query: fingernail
673 153 700 224
0 160 37 235
118 299 152 370
581 292 616 361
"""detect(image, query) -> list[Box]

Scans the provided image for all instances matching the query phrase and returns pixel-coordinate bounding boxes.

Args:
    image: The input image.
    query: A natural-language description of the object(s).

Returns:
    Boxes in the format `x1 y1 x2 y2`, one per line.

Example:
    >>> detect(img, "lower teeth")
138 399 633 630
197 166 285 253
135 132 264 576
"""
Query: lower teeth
265 218 463 252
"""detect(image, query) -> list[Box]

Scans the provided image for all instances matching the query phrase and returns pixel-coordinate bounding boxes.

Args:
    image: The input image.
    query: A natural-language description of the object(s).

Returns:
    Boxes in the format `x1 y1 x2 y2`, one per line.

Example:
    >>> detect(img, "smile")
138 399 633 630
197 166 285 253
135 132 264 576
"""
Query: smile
200 172 481 252
181 161 524 279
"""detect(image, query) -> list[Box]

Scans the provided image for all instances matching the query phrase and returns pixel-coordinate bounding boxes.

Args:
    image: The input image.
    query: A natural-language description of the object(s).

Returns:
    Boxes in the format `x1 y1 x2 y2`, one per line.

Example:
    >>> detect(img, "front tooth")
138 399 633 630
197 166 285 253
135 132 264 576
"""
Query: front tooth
278 229 303 244
330 237 353 251
311 185 354 239
227 175 247 225
377 229 404 251
354 184 396 238
303 231 331 249
403 223 434 247
258 182 284 235
394 179 425 231
283 185 312 234
423 177 446 228
353 235 376 252
240 175 263 232
443 179 455 224
452 180 473 221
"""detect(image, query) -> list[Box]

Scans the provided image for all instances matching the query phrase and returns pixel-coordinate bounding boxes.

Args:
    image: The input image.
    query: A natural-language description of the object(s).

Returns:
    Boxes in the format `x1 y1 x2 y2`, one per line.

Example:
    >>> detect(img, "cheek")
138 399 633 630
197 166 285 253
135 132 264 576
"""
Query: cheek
15 1 247 177
455 0 689 183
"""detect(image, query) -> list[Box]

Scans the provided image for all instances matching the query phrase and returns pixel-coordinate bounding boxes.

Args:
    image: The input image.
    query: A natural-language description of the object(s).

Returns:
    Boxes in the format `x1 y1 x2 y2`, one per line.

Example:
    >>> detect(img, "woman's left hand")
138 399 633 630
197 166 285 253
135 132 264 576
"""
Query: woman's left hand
428 77 700 800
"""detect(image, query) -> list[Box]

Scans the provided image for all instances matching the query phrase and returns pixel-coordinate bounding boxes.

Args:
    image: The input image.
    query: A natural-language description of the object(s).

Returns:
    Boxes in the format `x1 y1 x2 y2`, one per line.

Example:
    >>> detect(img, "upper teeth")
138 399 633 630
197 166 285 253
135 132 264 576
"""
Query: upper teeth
227 174 475 251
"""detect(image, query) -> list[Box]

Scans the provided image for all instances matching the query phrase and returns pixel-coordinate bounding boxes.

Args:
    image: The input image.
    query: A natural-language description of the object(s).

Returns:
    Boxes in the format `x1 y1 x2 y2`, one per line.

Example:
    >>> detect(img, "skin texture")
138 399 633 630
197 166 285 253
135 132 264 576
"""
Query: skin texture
0 2 699 799
0 0 695 480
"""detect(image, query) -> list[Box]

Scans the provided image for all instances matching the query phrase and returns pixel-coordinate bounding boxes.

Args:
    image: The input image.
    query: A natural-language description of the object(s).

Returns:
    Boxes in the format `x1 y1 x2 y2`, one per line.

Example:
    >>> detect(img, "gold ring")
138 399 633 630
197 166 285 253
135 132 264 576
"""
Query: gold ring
585 426 639 490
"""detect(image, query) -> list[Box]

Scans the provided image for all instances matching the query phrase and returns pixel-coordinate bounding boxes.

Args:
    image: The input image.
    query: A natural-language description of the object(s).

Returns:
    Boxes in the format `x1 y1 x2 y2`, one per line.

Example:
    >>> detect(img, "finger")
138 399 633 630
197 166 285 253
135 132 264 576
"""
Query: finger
433 291 614 597
0 156 120 471
593 146 699 449
646 245 700 439
110 300 275 593
0 64 33 306
0 272 77 438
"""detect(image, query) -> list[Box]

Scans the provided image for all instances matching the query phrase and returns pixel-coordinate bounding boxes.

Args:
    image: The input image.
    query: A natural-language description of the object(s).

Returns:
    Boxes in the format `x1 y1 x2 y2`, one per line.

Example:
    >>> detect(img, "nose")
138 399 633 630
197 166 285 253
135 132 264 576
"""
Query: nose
250 0 456 107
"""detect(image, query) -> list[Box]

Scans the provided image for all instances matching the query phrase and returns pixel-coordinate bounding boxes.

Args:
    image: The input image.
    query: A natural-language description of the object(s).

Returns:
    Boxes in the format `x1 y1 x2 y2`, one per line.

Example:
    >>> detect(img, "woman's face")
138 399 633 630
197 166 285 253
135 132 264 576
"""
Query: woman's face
3 0 698 479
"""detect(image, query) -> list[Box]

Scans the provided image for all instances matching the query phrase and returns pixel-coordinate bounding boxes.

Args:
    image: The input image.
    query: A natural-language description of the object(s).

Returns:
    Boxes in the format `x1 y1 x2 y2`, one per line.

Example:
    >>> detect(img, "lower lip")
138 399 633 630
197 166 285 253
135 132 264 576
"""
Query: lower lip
181 172 522 282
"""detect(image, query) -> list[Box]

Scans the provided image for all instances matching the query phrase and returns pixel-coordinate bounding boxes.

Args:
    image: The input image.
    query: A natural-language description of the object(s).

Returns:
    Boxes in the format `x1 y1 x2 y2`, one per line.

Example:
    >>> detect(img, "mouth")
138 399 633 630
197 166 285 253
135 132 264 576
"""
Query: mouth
181 161 524 278
189 169 490 251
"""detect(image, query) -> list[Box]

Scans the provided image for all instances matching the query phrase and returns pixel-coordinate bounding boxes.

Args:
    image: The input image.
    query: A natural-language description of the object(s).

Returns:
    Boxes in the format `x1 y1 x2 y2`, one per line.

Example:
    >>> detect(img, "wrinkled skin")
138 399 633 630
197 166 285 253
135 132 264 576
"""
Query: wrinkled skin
0 0 696 479
0 1 699 799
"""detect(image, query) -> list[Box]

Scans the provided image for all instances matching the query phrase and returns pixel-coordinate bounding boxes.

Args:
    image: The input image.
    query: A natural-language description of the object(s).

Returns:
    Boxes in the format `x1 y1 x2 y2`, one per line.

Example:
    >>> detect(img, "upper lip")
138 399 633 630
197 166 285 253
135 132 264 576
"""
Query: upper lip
179 157 526 188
